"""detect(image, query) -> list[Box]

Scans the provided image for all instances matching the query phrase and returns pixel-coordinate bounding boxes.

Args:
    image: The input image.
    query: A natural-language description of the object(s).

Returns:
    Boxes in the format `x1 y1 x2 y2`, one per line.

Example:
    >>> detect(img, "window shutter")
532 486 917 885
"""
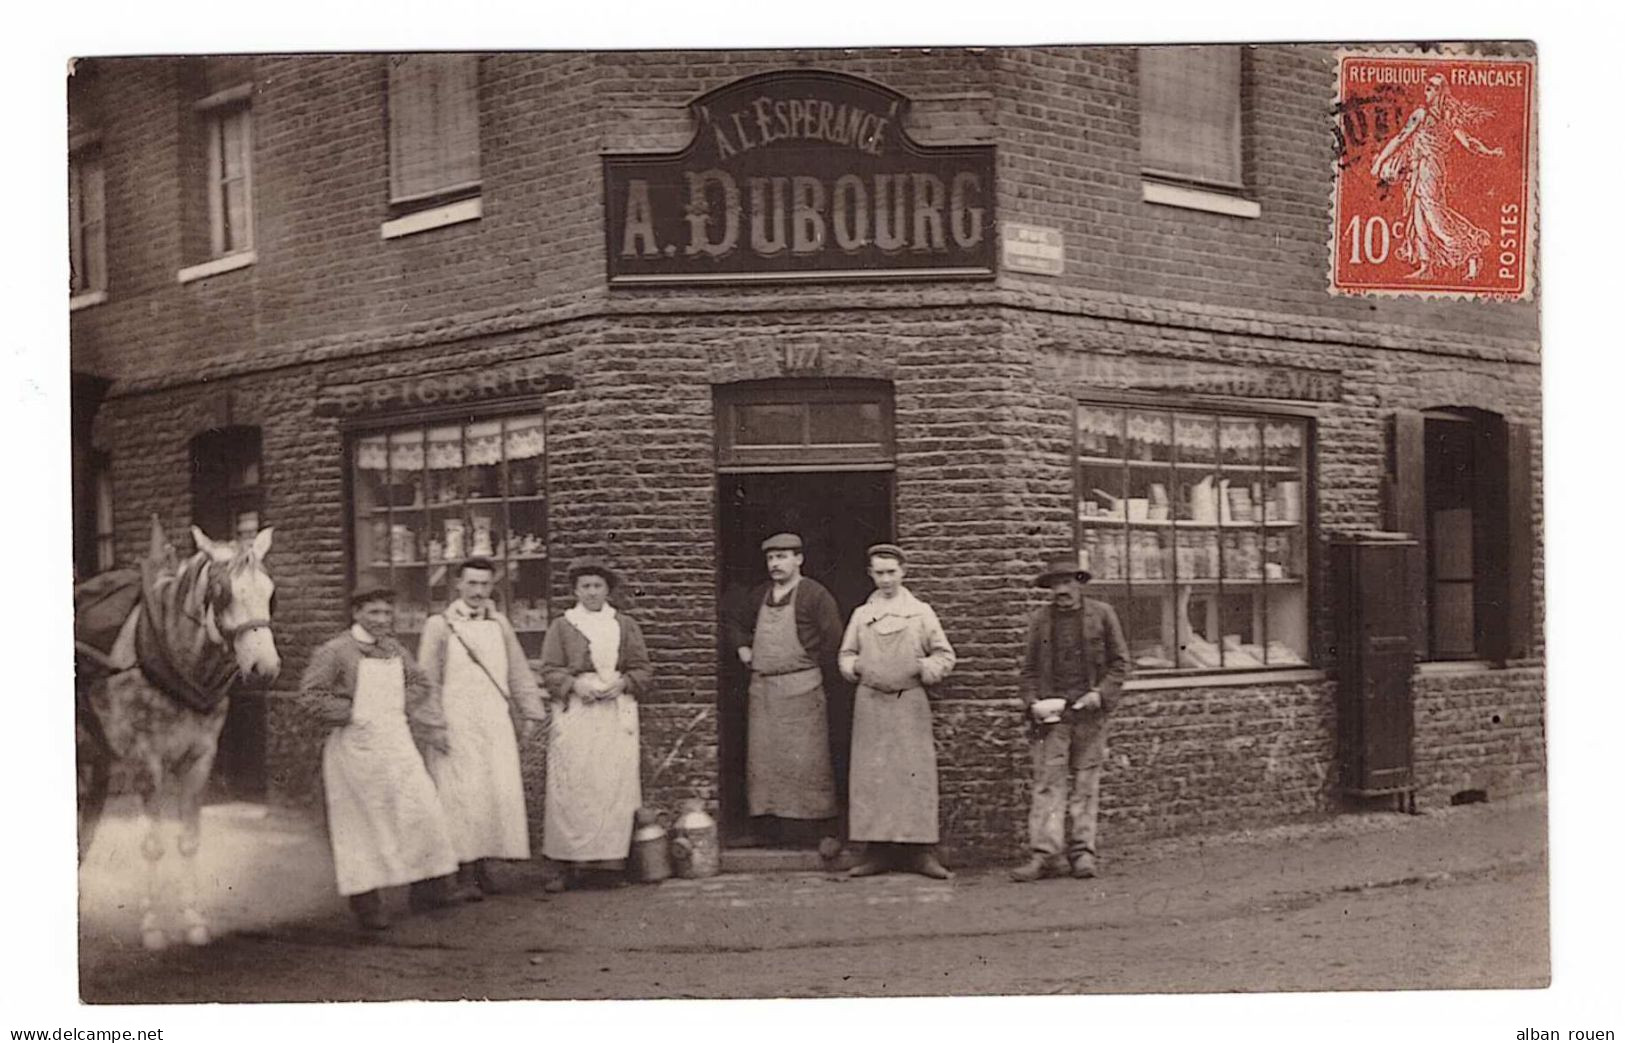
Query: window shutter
389 55 481 203
1140 46 1243 188
1503 421 1534 660
1385 411 1428 659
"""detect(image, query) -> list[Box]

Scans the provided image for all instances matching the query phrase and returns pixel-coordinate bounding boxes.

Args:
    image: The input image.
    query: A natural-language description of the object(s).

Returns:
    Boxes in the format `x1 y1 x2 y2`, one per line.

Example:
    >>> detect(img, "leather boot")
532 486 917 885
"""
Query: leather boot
349 890 389 930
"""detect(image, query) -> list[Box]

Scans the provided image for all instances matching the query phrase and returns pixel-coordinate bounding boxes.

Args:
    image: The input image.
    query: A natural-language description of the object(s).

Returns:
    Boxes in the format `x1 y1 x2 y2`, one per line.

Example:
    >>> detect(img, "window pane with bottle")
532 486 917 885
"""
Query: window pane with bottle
351 414 549 659
1076 403 1309 673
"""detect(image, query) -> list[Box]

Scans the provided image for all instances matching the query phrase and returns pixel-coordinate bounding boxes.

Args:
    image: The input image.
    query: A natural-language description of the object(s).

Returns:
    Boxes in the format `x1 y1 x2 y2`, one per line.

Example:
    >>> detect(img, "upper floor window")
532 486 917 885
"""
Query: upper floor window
68 144 106 301
389 55 481 206
179 84 256 282
1138 46 1259 218
205 98 254 256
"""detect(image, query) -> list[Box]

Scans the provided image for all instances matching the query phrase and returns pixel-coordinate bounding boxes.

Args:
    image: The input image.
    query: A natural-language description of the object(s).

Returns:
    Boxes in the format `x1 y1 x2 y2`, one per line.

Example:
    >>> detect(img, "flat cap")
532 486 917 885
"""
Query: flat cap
866 543 906 563
761 532 804 552
348 584 397 609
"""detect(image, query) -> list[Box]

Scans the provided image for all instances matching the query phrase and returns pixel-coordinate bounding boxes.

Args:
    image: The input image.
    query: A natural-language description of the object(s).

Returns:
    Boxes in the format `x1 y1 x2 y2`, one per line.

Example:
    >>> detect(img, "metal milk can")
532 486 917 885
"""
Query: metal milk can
669 799 720 879
629 808 672 883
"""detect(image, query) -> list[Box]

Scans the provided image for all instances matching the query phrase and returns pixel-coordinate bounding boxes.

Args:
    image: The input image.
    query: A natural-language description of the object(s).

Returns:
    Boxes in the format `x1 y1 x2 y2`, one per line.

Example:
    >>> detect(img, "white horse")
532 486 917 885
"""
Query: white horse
76 518 280 949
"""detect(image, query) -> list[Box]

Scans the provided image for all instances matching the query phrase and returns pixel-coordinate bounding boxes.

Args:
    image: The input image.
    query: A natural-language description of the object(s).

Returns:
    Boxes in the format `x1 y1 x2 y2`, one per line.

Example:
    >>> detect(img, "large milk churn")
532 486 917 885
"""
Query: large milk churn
669 799 720 879
629 808 672 883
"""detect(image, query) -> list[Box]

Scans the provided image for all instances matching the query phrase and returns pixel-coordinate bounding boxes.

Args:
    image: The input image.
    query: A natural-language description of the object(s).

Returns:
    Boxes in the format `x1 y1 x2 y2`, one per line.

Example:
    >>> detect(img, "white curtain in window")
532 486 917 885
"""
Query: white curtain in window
1140 46 1242 188
389 54 481 202
355 416 544 471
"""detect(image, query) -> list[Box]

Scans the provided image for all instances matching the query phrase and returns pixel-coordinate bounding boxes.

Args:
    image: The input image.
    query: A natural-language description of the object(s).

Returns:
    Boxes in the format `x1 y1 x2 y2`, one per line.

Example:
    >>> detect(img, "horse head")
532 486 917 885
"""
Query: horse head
192 526 281 685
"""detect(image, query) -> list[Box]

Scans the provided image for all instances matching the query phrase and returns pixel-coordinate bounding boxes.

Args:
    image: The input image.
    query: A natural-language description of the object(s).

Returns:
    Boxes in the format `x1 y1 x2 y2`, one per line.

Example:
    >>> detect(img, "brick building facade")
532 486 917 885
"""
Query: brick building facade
68 47 1543 865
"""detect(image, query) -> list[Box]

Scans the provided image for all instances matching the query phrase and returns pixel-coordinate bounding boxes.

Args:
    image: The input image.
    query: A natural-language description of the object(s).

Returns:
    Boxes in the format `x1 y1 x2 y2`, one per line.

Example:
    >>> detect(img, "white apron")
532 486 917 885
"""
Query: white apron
849 617 940 844
427 619 531 860
543 693 641 862
322 656 458 896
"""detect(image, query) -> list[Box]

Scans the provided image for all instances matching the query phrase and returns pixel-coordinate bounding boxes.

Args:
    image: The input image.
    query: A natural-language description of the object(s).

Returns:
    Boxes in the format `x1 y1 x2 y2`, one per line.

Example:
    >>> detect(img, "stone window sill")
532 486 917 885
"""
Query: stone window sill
1417 660 1500 677
1142 179 1262 219
381 197 483 240
177 250 256 284
1125 667 1326 691
69 290 107 311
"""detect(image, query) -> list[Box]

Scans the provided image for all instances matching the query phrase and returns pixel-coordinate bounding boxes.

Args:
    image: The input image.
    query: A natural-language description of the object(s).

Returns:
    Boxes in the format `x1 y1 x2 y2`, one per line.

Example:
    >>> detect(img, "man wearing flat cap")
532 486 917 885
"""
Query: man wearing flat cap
299 585 461 930
1010 556 1129 882
726 532 845 846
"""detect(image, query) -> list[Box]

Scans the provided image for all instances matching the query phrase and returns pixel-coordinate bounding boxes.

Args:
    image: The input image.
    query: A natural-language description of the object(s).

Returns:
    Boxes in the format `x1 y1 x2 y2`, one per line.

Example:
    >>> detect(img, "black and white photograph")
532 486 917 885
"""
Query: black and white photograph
10 6 1617 1039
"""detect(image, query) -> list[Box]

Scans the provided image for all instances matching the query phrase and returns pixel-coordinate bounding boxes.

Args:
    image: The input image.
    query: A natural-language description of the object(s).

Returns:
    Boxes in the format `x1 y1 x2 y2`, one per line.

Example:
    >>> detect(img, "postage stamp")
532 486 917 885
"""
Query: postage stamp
1330 49 1536 300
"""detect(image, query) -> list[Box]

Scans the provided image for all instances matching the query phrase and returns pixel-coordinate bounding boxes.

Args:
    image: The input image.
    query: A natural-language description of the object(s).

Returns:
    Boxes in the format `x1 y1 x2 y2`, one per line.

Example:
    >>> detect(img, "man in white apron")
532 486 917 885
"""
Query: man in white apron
299 586 459 930
418 558 549 897
838 544 957 879
728 532 845 852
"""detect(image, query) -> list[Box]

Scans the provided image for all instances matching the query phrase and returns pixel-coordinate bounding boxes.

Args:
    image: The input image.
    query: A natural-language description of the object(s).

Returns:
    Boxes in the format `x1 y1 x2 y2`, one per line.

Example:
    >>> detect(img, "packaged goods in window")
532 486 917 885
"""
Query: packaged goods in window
471 515 494 558
390 524 418 564
1274 480 1302 523
443 518 466 560
1091 530 1125 581
1221 635 1266 668
1132 641 1174 670
1265 640 1306 666
1185 475 1218 523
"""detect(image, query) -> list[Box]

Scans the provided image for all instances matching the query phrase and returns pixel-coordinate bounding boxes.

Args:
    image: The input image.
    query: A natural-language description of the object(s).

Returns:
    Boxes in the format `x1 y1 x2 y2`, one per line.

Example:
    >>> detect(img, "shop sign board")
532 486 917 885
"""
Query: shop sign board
603 71 996 284
1045 353 1342 403
317 360 569 418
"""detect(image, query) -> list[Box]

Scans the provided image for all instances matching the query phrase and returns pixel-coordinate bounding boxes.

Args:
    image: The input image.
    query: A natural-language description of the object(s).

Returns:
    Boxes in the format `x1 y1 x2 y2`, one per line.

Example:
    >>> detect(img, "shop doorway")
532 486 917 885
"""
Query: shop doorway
716 470 895 845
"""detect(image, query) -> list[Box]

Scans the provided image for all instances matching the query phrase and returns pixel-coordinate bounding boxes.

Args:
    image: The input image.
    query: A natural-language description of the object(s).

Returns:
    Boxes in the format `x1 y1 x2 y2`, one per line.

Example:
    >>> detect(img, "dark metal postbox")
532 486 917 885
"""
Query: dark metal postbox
1331 533 1418 810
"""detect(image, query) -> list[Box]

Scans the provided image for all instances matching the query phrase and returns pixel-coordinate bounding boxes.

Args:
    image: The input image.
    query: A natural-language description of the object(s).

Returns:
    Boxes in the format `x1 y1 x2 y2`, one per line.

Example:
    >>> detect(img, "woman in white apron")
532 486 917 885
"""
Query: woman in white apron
838 544 956 879
299 586 458 930
538 558 653 891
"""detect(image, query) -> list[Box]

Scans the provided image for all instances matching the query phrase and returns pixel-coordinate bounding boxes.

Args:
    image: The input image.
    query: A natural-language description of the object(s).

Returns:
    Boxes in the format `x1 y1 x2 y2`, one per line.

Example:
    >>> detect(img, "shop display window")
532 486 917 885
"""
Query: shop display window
351 414 548 658
1076 403 1311 673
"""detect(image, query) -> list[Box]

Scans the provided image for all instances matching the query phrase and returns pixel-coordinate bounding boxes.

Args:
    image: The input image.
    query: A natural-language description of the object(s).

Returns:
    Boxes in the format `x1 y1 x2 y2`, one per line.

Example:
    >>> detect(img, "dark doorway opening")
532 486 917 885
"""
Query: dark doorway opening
716 470 894 845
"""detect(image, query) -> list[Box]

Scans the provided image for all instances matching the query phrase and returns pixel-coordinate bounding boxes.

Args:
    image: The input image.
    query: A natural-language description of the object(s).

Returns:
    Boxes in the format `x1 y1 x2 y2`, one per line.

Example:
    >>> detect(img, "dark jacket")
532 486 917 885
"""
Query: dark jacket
726 577 844 680
1019 599 1130 713
538 611 654 703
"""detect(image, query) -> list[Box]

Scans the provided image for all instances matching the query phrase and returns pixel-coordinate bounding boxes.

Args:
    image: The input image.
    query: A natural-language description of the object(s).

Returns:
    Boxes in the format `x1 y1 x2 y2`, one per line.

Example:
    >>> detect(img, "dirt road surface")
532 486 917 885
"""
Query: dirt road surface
79 795 1547 1002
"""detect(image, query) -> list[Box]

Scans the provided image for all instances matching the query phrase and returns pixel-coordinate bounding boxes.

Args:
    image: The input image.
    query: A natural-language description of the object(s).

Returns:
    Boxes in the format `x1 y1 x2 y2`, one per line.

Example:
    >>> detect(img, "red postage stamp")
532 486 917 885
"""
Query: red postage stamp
1330 50 1536 299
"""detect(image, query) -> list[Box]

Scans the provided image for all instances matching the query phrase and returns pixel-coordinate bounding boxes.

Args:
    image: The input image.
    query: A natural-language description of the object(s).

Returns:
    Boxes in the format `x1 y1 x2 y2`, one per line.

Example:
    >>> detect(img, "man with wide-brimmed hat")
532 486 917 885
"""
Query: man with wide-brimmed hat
1010 555 1129 882
726 532 845 849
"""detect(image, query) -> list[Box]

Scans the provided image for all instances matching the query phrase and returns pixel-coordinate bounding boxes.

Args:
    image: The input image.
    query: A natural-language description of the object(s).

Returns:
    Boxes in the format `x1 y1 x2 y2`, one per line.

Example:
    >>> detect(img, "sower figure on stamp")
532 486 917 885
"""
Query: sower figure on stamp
726 532 845 856
1011 556 1129 882
839 544 957 879
299 586 460 930
418 557 549 899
